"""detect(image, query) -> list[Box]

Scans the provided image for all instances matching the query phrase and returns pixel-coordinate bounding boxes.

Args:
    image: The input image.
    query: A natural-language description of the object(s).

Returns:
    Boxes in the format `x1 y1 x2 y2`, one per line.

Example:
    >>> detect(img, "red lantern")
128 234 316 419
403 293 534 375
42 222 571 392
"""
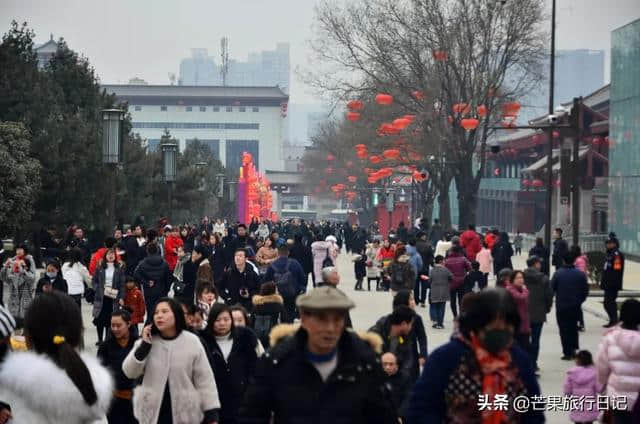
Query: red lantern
392 118 411 130
370 155 382 164
408 152 422 161
327 154 335 161
412 90 425 100
379 122 400 135
553 130 560 139
453 103 470 115
461 118 479 130
532 179 544 189
346 111 361 122
347 175 357 183
592 136 603 146
375 93 393 105
477 105 487 117
383 149 401 160
367 176 377 184
347 100 364 111
357 149 368 159
522 179 531 188
432 50 448 61
355 144 366 150
494 168 501 176
502 102 521 117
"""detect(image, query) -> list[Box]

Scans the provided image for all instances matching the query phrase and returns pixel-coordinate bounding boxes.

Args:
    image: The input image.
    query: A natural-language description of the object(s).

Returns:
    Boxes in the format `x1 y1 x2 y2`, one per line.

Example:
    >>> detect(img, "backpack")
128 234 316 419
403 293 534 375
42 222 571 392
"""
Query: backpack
322 248 334 268
253 314 273 348
272 260 297 298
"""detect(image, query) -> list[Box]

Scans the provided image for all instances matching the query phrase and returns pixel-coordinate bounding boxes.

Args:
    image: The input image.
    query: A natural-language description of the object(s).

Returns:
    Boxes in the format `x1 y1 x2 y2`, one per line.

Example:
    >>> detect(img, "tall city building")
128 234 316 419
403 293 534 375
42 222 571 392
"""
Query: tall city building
178 43 290 93
517 49 605 124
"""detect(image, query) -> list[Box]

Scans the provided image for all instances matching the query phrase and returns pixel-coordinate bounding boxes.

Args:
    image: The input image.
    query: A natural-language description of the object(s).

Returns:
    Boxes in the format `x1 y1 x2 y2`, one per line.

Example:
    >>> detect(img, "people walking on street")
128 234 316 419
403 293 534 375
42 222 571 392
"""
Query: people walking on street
163 226 184 273
35 259 68 295
352 247 367 291
391 291 428 380
514 231 523 256
434 234 452 259
491 232 514 274
552 228 569 273
460 224 482 261
219 249 261 312
0 291 114 424
239 286 397 423
311 234 338 285
196 280 218 326
92 248 126 345
496 268 513 289
406 289 543 424
255 237 278 275
251 282 284 348
601 233 624 328
415 232 434 306
365 239 382 291
202 304 259 424
381 352 411 420
505 270 531 353
523 256 553 371
552 251 589 360
263 245 306 323
1 245 36 320
572 245 589 331
529 237 550 275
428 218 444 247
62 247 92 309
475 241 493 287
429 255 452 329
97 309 138 424
370 305 418 382
387 246 416 295
134 242 171 322
444 244 471 318
464 261 486 292
119 276 145 338
122 298 221 424
288 233 313 289
596 299 640 424
563 350 601 424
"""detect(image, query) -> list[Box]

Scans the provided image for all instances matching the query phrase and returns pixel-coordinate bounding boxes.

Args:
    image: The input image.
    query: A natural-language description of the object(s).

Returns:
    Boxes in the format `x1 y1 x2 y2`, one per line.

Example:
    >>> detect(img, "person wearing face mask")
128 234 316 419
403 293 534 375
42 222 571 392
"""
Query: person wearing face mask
36 260 68 295
1 245 36 320
406 289 543 424
202 304 259 424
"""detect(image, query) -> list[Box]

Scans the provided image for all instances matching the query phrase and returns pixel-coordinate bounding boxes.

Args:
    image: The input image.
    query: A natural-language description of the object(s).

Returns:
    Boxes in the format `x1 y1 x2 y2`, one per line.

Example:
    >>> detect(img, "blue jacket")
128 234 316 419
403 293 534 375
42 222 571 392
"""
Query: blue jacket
551 265 588 310
406 338 544 423
263 256 307 294
406 245 424 277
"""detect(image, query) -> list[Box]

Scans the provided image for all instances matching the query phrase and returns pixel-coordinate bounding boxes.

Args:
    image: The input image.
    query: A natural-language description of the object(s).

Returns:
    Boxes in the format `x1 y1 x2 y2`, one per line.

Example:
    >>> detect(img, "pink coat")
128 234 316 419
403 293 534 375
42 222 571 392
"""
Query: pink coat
574 255 588 275
311 240 338 283
596 327 640 410
505 283 530 334
563 366 602 422
475 248 493 274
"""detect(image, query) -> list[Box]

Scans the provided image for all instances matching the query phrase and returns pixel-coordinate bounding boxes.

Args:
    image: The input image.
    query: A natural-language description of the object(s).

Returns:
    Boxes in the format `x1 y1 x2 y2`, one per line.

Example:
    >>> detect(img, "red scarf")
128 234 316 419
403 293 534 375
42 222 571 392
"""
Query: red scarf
470 334 512 424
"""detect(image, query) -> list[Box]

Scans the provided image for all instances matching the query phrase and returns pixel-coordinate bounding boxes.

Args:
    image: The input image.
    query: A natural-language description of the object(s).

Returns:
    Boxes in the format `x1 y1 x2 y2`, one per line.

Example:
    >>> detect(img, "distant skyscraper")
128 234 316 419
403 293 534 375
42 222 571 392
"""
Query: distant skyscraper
517 49 605 123
178 43 290 93
179 48 220 85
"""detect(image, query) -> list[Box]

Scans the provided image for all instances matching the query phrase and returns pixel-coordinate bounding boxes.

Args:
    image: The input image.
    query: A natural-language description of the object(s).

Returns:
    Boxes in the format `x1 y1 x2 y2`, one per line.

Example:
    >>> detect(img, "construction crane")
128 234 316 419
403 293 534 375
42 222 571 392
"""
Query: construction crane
220 37 229 86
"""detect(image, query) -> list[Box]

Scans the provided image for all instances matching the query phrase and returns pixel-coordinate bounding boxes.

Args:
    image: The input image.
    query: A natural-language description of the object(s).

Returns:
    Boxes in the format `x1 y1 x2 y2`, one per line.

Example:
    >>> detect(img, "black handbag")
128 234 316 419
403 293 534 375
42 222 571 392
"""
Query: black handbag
322 248 334 268
84 286 95 304
172 276 186 297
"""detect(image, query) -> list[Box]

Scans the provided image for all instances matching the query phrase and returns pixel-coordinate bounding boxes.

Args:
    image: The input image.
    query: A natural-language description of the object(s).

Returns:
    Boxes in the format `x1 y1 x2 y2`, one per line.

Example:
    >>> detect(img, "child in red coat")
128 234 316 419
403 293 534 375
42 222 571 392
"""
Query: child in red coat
119 276 145 337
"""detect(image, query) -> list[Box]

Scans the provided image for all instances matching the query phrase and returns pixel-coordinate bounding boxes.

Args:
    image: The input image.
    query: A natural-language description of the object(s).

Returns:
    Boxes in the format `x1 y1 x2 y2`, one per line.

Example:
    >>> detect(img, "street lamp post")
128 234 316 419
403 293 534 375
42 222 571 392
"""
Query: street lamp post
544 0 557 265
161 140 178 220
195 161 207 220
101 109 124 234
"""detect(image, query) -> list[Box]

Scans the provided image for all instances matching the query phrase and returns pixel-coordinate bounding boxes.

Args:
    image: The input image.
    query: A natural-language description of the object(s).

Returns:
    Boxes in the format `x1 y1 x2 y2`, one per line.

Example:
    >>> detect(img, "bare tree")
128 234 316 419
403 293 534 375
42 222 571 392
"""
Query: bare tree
302 0 546 227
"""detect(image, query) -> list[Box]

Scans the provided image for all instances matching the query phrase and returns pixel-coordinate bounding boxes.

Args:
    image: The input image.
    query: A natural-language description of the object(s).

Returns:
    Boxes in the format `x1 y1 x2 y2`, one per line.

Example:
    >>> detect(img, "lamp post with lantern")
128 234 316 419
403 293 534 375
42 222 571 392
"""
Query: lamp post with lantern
101 108 125 234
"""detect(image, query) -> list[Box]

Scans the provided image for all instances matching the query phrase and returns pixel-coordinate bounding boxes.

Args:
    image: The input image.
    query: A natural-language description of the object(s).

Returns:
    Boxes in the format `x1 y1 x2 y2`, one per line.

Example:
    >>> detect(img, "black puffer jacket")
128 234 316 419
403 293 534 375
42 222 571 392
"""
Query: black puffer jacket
133 254 171 300
238 325 397 424
202 326 258 424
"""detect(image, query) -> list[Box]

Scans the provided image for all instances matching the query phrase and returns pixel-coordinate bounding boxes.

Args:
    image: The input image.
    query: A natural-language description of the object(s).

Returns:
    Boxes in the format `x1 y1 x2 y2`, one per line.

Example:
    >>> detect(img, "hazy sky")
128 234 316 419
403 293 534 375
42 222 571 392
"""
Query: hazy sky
1 0 639 104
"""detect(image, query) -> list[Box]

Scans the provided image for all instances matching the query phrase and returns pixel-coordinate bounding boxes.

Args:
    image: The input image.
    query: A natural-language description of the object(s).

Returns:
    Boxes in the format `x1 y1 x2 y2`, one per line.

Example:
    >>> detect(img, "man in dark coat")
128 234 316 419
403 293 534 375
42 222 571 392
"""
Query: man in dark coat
219 249 261 311
288 233 313 289
428 219 444 247
551 250 588 360
601 233 625 327
238 287 397 424
133 242 171 322
263 245 307 323
523 256 553 370
552 228 569 272
382 352 412 420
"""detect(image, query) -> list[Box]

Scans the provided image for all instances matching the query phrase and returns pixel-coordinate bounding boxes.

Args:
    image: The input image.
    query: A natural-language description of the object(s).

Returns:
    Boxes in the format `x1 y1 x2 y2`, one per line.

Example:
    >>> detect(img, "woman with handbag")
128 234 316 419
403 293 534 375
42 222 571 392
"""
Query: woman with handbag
92 249 125 346
61 248 92 310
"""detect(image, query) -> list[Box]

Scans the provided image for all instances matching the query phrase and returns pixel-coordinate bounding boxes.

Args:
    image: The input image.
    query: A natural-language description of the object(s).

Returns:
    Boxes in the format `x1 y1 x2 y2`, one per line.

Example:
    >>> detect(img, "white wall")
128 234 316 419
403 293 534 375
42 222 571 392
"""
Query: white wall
129 104 284 172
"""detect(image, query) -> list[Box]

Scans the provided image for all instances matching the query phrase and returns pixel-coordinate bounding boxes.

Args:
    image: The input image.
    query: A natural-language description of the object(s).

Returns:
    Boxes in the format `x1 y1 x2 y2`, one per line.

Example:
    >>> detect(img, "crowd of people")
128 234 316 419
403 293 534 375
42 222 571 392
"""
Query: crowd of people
0 215 637 423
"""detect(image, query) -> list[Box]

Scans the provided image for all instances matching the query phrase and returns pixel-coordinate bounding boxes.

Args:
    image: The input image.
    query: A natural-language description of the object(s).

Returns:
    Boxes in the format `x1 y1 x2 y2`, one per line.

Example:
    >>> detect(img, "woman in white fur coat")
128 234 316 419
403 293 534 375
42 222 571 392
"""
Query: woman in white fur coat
0 291 113 424
123 297 221 424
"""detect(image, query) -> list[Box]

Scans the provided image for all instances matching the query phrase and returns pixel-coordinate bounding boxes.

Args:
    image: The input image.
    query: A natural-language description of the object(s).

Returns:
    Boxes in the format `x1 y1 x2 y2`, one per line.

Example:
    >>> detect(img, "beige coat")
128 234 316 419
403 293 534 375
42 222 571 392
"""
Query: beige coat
122 330 220 424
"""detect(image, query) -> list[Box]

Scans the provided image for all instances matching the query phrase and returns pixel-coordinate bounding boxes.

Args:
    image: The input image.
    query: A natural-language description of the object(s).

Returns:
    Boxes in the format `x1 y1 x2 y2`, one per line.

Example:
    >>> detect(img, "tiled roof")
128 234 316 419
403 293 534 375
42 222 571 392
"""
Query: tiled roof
101 84 288 99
